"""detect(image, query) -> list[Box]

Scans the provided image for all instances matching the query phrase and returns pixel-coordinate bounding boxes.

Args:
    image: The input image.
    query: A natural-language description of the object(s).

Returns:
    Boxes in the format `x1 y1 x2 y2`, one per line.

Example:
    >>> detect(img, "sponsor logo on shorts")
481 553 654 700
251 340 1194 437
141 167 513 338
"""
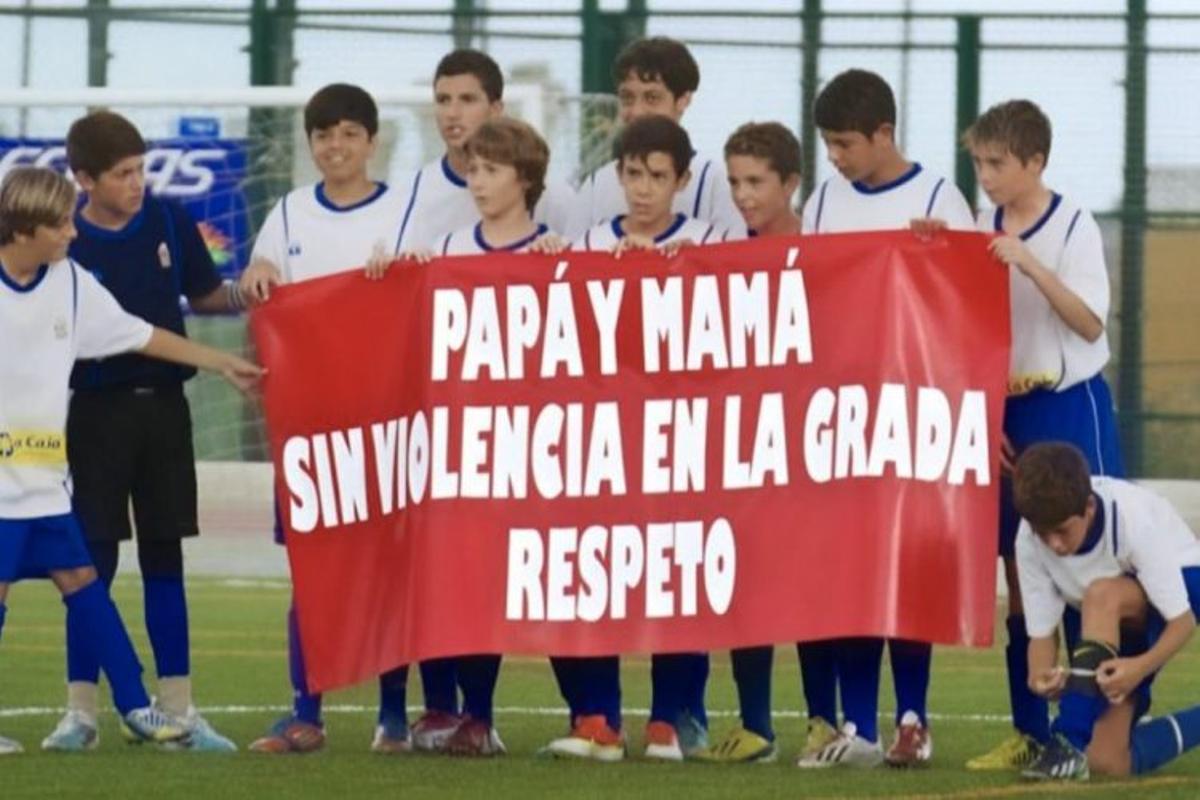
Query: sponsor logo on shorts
0 430 66 465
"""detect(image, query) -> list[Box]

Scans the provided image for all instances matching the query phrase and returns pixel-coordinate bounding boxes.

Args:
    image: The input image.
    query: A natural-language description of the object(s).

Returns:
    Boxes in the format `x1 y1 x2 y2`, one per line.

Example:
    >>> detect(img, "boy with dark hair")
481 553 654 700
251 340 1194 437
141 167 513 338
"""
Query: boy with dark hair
567 36 742 239
238 83 415 755
544 114 716 764
963 98 1124 771
1011 443 1200 781
798 68 974 770
704 121 802 764
0 166 260 755
41 109 247 753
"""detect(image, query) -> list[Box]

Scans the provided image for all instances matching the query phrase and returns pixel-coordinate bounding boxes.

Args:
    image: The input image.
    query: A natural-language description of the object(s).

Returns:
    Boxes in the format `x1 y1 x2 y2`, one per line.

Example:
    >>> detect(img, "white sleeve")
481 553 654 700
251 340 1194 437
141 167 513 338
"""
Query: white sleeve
1016 527 1066 638
534 180 578 241
800 182 824 234
1129 497 1195 621
564 170 599 241
932 182 976 231
1057 209 1110 324
72 264 153 360
250 197 289 281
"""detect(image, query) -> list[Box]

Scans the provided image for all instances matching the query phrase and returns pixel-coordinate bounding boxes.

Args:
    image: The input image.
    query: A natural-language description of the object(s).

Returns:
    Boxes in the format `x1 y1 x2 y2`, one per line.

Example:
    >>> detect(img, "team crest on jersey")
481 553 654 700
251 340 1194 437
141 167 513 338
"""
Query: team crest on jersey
288 240 302 257
0 433 12 458
157 242 172 269
53 316 68 339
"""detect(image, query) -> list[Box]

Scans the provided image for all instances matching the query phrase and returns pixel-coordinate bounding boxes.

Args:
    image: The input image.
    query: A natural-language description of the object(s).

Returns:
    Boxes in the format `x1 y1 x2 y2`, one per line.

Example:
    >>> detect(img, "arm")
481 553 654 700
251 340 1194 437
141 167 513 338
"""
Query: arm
990 236 1104 343
139 328 263 393
188 280 246 314
1028 634 1064 698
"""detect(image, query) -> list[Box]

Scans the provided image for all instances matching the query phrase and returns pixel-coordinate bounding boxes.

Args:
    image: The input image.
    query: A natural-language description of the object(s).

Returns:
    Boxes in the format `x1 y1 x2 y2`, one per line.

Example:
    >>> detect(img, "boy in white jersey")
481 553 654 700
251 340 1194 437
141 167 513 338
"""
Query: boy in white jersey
962 100 1124 772
1010 443 1200 781
238 85 415 756
545 115 712 765
566 36 742 239
796 68 974 771
394 49 573 259
703 121 803 765
0 167 260 754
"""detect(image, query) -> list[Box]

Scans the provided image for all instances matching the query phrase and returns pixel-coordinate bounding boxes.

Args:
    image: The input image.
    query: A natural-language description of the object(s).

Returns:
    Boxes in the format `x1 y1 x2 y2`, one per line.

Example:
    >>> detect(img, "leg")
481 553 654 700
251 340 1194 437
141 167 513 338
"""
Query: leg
137 540 189 711
797 640 838 725
458 655 502 724
419 658 460 714
888 638 931 726
731 646 774 740
287 599 323 724
1085 697 1136 777
550 656 581 721
837 637 883 743
649 653 681 725
1003 557 1051 744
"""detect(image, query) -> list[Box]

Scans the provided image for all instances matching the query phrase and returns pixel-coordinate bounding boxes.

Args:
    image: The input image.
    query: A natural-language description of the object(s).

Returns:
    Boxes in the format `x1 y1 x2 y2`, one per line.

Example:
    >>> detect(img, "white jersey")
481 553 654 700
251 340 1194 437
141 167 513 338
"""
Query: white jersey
574 213 718 252
252 181 410 284
395 156 575 252
1018 476 1200 638
976 194 1110 394
438 222 550 256
801 164 974 234
1 261 152 518
567 153 745 240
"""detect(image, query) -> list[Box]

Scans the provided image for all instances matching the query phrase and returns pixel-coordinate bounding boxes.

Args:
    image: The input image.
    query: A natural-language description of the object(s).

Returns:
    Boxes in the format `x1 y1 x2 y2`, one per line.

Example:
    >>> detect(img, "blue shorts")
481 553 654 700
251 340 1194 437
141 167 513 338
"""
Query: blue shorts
0 513 95 582
999 373 1124 557
1062 566 1200 721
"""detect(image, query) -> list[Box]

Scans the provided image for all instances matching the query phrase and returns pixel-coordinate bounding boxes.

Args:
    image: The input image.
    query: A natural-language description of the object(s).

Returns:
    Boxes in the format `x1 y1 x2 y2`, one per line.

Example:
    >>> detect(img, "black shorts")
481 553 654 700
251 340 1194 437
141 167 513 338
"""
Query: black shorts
67 386 199 542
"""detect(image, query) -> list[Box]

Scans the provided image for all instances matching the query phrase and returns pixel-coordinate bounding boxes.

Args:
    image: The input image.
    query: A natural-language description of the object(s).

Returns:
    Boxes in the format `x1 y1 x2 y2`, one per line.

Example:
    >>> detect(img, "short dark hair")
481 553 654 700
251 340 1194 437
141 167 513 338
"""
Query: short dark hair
963 99 1053 167
0 167 77 245
304 83 379 138
724 122 803 182
814 68 896 137
435 48 504 102
612 37 700 99
66 111 146 178
1013 442 1093 529
466 118 549 211
615 114 693 178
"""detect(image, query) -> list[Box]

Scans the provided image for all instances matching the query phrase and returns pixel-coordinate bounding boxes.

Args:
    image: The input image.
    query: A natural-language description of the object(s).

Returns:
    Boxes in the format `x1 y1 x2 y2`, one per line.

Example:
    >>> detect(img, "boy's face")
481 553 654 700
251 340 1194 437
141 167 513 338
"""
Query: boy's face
618 151 688 227
434 74 503 152
17 214 77 263
970 142 1045 207
616 73 691 125
726 154 799 233
1033 495 1096 557
819 126 892 183
309 119 375 184
77 154 145 219
467 154 527 219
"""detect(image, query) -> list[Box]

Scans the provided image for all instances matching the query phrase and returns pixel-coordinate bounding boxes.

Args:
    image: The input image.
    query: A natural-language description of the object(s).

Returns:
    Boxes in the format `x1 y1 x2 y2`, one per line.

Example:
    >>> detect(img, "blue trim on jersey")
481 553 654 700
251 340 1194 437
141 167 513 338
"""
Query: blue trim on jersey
1065 209 1083 245
0 262 48 293
925 178 945 218
814 180 829 232
692 160 711 218
441 156 467 188
74 201 147 241
1112 502 1120 556
313 181 388 213
441 233 452 256
1073 492 1107 556
69 260 79 326
584 229 593 250
281 193 291 243
852 162 922 195
396 171 423 254
472 222 548 252
994 192 1063 241
612 213 688 244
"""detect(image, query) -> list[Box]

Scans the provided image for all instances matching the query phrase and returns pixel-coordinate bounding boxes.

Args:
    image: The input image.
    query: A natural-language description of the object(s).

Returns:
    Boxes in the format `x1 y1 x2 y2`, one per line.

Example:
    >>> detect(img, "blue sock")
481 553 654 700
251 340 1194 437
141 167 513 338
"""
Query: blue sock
889 638 931 726
63 581 149 715
550 656 581 719
419 658 460 714
685 652 709 730
66 540 117 684
1132 705 1200 774
1006 615 1050 743
458 655 501 723
287 603 323 724
378 665 408 727
143 575 189 678
650 653 682 724
798 640 838 725
732 645 774 740
579 656 621 732
837 637 883 742
0 601 7 641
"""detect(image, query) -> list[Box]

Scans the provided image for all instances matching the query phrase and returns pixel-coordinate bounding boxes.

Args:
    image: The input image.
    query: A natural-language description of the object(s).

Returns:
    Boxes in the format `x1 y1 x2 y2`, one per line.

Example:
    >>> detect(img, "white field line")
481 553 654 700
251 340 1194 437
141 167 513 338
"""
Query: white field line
0 704 1014 724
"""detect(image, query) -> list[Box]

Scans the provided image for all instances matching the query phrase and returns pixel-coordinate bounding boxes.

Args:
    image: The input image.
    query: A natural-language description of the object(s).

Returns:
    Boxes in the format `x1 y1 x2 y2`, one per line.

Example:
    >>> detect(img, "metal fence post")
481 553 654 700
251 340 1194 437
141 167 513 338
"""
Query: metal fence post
801 0 821 202
954 15 980 207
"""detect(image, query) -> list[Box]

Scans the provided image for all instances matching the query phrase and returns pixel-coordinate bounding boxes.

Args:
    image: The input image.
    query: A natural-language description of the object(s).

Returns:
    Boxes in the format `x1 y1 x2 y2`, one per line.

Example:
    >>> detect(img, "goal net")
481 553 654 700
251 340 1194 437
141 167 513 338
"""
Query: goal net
0 85 619 465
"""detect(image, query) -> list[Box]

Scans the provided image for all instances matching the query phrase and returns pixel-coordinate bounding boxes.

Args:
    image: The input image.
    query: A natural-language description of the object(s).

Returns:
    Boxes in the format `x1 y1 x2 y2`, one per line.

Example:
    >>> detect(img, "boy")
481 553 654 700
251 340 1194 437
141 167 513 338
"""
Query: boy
40 110 243 754
567 36 742 240
544 115 715 764
237 84 415 755
705 121 803 764
1012 442 1200 780
963 99 1124 771
0 166 260 754
797 68 974 770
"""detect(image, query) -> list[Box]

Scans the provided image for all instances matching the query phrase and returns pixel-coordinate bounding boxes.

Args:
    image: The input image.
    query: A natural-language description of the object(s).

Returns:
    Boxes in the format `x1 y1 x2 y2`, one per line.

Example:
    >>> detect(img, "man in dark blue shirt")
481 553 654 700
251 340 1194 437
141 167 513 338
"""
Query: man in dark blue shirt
41 111 245 752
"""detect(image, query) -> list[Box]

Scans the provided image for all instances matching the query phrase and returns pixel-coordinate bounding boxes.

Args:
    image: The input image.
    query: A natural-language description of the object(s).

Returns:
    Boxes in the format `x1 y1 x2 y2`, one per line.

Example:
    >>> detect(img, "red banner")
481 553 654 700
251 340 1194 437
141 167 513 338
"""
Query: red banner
251 231 1009 693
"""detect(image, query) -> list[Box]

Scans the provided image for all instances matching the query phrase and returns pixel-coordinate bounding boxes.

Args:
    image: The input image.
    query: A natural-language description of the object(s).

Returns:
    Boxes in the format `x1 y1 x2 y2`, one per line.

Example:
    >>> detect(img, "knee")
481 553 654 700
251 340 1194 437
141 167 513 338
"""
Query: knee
53 565 98 595
1082 578 1125 614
